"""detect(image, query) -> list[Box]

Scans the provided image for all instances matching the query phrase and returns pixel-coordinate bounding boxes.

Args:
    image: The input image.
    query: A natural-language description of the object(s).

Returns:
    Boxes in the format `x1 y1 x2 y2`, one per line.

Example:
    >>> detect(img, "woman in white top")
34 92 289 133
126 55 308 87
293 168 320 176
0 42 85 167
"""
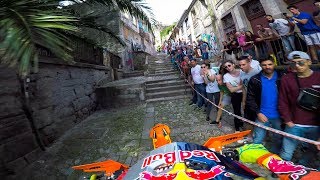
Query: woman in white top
222 60 244 132
201 64 220 124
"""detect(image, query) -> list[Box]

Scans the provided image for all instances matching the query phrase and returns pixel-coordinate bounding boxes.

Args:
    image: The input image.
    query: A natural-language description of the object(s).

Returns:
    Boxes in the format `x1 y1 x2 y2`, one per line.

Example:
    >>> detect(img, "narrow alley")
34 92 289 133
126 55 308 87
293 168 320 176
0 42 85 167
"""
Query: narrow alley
10 54 273 180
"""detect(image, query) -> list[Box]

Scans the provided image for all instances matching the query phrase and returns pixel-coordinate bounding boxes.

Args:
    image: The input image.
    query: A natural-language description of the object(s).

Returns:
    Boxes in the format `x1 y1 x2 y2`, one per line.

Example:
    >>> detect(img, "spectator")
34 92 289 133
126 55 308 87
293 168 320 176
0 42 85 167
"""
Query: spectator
279 51 320 166
313 0 320 26
181 56 190 79
221 41 233 60
287 5 320 64
256 24 284 61
246 57 283 154
235 31 247 56
199 40 209 60
215 74 231 127
238 56 261 141
243 53 262 72
222 60 244 132
255 24 273 59
187 44 195 59
265 15 296 57
243 31 258 60
201 63 220 123
189 59 207 109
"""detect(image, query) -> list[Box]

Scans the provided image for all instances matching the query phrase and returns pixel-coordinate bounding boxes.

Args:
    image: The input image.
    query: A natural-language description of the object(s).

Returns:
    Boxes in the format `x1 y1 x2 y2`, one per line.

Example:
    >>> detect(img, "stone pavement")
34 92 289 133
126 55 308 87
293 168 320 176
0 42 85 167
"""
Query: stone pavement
13 97 280 180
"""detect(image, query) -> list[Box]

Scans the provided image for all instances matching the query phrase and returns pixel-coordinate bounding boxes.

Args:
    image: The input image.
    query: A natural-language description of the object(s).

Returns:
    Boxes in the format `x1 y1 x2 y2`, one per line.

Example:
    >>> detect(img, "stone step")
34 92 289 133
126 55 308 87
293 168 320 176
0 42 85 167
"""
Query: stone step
123 71 144 78
148 68 175 72
148 65 173 68
146 79 185 88
146 89 192 99
146 95 190 103
146 84 189 93
154 69 177 73
148 71 178 76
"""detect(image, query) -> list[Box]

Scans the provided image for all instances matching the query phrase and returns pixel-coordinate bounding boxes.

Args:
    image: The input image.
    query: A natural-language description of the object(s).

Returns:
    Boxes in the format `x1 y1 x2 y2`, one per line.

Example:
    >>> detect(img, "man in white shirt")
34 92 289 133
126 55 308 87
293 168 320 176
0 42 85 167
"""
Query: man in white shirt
243 53 262 71
238 56 261 112
265 15 296 54
189 59 207 109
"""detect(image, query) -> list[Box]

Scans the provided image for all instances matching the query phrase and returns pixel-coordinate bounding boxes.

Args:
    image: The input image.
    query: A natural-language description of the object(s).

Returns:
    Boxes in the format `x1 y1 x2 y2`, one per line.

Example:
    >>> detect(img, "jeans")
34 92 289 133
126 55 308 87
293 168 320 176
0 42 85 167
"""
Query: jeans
193 83 206 108
206 92 220 119
231 92 243 131
280 125 320 166
253 118 283 154
281 35 296 53
256 42 269 59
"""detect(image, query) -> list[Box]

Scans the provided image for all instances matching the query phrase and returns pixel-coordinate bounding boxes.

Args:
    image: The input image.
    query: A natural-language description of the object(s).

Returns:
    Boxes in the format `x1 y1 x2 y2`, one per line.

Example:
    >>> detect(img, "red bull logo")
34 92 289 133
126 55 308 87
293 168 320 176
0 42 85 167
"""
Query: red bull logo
141 150 220 169
139 165 226 180
140 172 177 180
185 165 225 179
267 157 308 180
267 157 306 174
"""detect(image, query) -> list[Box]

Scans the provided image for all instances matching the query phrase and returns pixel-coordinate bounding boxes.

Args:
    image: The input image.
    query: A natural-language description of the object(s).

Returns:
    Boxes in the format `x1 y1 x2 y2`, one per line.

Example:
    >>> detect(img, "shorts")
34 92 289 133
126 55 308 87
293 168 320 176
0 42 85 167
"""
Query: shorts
221 94 231 106
303 32 320 45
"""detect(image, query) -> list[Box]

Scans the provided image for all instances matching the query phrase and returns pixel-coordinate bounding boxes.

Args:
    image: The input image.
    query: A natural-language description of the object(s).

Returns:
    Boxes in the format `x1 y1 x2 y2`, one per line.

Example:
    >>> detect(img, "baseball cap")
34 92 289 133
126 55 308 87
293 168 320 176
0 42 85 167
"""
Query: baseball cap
242 53 251 57
287 51 311 60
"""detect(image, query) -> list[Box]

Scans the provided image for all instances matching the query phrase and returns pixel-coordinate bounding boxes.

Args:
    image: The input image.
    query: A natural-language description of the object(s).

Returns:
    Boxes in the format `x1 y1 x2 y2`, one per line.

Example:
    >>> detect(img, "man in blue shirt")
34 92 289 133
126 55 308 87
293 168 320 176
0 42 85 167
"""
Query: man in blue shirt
245 57 283 154
287 5 320 64
199 40 209 60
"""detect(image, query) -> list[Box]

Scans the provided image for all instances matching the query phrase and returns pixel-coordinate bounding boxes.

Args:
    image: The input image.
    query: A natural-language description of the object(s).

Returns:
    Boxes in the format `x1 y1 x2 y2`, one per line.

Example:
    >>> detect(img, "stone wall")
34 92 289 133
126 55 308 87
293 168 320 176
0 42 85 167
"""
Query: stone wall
96 78 146 108
0 62 110 177
29 63 109 145
0 65 41 177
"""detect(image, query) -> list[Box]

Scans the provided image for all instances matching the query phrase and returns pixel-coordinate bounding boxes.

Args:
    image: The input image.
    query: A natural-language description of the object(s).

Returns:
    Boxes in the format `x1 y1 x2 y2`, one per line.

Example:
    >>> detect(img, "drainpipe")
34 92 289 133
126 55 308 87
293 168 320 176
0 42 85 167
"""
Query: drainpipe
18 75 45 151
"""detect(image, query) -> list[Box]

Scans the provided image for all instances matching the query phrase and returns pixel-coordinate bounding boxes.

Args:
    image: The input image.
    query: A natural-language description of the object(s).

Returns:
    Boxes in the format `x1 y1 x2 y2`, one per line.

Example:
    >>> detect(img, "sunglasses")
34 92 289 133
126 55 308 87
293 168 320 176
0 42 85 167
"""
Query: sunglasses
289 61 306 67
224 64 232 69
201 66 206 68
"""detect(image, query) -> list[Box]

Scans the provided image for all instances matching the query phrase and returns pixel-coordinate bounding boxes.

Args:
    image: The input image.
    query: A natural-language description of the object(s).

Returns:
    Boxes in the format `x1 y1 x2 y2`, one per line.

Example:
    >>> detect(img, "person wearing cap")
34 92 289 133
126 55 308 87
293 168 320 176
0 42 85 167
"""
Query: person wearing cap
286 5 320 63
278 51 320 166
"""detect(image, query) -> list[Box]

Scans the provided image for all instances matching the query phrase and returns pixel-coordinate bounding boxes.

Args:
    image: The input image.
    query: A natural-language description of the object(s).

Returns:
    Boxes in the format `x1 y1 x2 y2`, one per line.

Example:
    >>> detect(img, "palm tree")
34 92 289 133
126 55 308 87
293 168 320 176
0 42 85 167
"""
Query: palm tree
0 0 154 77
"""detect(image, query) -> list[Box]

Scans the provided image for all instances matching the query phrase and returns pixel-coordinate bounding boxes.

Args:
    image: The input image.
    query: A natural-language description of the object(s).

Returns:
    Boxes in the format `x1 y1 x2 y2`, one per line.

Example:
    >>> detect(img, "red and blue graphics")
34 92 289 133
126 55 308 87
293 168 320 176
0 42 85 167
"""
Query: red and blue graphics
123 142 259 179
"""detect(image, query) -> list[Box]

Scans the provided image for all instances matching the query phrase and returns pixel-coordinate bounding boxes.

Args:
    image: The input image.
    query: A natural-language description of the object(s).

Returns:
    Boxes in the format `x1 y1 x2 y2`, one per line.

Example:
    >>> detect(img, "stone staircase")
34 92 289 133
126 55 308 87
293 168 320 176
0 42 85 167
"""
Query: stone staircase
145 54 192 103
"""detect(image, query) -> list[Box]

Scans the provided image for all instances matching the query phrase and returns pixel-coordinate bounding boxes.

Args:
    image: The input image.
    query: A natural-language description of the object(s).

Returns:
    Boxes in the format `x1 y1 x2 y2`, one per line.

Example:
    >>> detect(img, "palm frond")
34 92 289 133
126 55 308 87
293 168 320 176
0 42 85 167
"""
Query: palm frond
0 0 78 76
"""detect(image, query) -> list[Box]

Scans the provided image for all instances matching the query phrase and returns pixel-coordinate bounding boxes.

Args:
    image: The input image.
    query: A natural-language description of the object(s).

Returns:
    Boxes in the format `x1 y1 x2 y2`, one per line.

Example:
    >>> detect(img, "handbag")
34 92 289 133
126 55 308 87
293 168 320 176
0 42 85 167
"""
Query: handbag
295 74 320 112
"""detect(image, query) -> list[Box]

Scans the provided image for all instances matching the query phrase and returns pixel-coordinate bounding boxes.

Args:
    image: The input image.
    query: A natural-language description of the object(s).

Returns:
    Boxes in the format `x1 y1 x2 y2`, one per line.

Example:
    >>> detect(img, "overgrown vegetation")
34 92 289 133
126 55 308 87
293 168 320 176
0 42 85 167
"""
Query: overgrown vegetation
160 23 176 40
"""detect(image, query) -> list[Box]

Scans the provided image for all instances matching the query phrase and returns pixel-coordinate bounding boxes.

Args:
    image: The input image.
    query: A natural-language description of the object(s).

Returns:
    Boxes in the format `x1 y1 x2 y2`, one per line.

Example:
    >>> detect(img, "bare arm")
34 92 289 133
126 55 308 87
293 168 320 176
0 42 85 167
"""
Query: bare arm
292 17 308 24
225 82 243 93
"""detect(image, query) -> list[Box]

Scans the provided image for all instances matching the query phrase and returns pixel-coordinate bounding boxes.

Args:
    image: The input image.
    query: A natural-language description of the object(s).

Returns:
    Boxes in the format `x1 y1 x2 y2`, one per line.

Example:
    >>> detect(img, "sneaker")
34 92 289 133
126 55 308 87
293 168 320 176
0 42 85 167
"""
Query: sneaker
206 117 210 121
210 121 219 124
243 137 253 143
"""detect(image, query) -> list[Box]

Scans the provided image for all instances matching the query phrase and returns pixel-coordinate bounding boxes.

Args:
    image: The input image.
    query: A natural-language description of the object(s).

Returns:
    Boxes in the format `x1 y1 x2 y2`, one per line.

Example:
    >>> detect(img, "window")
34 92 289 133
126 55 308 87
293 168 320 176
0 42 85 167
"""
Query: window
242 0 266 20
221 13 236 35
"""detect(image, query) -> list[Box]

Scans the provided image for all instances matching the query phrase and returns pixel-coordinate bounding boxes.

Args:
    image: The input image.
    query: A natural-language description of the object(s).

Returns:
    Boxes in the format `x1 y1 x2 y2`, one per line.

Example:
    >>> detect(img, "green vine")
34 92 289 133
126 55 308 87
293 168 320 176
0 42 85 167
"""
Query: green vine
160 22 176 40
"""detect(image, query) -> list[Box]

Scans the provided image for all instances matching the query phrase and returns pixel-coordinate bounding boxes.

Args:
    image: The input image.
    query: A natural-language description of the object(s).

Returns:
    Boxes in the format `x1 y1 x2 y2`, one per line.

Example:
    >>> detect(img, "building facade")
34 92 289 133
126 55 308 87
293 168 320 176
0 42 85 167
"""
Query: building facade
213 0 317 41
169 0 318 51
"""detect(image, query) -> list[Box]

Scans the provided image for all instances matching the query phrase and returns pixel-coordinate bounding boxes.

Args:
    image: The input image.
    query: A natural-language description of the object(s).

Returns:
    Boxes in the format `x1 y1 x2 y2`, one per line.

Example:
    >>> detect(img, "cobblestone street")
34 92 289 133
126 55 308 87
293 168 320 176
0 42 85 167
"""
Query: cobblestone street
14 96 277 180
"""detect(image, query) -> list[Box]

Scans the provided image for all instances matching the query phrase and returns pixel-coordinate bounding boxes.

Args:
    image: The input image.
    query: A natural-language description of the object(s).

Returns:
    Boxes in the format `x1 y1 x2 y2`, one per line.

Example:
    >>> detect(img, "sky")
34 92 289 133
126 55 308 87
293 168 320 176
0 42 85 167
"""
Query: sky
145 0 193 25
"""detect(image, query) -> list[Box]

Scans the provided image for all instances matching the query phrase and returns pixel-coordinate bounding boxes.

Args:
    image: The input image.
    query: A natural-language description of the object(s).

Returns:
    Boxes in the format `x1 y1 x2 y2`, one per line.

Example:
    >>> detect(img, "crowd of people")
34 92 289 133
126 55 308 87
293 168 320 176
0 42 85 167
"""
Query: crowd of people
164 3 320 169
